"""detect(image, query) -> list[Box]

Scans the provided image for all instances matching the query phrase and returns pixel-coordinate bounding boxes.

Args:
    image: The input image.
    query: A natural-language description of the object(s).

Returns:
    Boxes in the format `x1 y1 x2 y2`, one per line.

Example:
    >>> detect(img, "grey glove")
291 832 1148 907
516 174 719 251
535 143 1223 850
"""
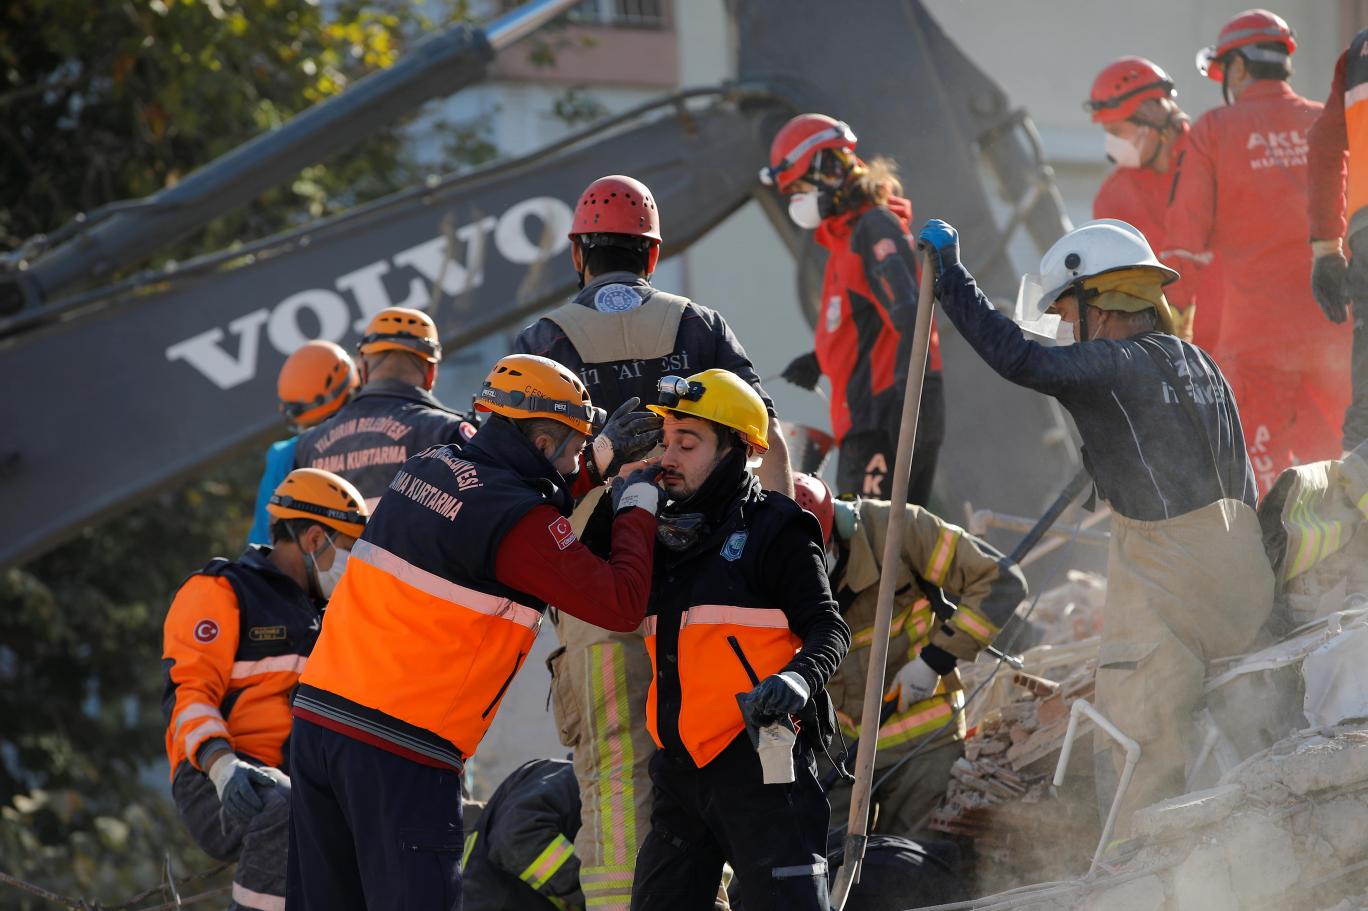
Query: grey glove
593 396 663 479
207 753 277 827
611 464 663 516
746 671 811 718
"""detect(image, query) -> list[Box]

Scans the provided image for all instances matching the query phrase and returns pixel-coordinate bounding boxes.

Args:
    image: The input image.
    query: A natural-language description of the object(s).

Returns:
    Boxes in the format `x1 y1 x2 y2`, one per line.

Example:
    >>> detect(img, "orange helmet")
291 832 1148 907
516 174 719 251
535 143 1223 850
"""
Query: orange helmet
761 113 858 193
266 468 368 539
1197 9 1296 83
475 354 599 436
277 340 359 429
358 307 441 363
792 473 835 545
1085 58 1176 124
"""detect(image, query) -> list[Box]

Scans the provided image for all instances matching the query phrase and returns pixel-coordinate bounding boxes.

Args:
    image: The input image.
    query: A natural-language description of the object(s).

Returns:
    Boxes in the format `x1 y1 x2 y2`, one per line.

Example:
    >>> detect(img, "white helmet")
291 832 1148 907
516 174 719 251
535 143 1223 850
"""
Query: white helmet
1014 219 1179 338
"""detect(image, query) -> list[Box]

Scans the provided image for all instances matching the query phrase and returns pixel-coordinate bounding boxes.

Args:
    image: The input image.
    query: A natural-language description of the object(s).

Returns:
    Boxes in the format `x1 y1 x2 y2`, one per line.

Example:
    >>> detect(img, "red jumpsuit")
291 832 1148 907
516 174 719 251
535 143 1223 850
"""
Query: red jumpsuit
1166 80 1352 491
1092 125 1224 353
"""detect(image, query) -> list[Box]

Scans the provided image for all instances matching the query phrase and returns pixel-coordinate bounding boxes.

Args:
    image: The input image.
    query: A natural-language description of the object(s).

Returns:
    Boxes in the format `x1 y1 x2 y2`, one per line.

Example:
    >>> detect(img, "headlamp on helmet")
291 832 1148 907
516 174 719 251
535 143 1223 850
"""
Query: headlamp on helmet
656 375 707 408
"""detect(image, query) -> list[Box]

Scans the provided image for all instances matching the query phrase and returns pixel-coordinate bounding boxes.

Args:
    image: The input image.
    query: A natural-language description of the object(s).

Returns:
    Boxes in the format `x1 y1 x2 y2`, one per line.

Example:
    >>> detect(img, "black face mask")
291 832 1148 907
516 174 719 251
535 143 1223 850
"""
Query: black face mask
656 512 709 552
656 446 749 552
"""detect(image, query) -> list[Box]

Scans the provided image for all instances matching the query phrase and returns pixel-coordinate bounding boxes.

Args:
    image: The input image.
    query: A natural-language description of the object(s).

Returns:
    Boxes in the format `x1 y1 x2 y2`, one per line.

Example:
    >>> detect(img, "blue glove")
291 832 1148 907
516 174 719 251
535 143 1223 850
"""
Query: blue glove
746 671 811 718
917 219 961 282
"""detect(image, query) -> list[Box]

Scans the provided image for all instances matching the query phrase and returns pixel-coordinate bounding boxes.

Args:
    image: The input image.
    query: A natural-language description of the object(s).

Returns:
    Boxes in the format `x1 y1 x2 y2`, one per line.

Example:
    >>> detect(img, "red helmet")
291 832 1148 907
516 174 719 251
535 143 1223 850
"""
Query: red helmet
1197 9 1296 83
1085 57 1176 124
761 114 858 194
568 175 661 273
792 472 835 545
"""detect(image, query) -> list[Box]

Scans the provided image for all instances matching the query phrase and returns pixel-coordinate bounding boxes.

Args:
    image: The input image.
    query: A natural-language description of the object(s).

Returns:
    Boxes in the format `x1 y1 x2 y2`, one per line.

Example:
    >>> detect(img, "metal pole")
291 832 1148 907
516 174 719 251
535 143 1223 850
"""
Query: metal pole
485 0 581 50
1052 698 1140 874
15 0 580 303
829 250 938 910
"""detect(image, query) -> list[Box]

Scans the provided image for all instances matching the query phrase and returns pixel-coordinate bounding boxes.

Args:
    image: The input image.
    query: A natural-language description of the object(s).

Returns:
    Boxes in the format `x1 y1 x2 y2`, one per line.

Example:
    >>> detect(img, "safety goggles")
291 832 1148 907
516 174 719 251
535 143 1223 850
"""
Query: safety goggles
359 330 442 360
268 494 366 527
1082 79 1175 115
656 375 707 407
758 121 858 187
478 386 603 427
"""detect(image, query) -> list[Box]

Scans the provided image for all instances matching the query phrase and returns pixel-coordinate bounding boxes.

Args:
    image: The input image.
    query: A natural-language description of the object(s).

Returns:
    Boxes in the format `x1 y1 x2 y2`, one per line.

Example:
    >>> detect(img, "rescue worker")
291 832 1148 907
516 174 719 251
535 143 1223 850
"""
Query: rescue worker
762 114 943 505
1304 25 1368 453
163 467 368 911
294 306 477 509
248 340 359 545
916 217 1274 835
286 354 662 909
1166 9 1351 491
790 473 1027 840
462 758 584 911
515 173 793 911
623 368 850 911
1086 58 1221 350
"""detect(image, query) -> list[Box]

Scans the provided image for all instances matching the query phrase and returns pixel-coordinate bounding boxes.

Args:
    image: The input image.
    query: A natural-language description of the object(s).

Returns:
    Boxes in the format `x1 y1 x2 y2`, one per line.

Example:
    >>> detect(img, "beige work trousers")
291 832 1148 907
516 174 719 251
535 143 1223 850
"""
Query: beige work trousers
1094 499 1273 836
550 610 656 911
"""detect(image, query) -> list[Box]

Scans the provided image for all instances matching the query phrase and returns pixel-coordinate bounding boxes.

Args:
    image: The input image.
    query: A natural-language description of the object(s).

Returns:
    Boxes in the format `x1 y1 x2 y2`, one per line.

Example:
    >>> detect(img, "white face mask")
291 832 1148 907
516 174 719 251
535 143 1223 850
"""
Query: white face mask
787 192 824 230
313 543 349 599
1054 316 1078 347
1104 131 1144 169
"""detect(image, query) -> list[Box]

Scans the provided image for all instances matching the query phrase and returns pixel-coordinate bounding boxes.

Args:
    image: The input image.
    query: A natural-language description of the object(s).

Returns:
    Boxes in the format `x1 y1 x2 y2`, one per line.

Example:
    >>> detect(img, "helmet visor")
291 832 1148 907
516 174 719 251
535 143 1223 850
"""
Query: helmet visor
1014 272 1067 339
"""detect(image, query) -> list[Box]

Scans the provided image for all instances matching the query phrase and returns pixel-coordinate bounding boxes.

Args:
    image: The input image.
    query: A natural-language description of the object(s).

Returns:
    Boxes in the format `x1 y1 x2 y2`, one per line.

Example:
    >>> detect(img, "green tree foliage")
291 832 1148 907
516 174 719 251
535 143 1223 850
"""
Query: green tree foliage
0 0 481 900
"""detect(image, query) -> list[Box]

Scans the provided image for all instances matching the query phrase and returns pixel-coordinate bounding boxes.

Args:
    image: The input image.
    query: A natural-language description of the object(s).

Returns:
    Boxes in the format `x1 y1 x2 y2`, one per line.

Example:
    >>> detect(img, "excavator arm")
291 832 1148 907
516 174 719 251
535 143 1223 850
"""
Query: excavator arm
0 0 1074 570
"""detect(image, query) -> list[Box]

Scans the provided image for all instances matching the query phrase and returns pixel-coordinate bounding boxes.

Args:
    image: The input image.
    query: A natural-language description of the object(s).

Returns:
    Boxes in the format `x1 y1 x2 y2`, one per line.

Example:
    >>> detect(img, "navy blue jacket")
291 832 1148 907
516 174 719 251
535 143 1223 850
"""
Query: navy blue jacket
936 264 1256 521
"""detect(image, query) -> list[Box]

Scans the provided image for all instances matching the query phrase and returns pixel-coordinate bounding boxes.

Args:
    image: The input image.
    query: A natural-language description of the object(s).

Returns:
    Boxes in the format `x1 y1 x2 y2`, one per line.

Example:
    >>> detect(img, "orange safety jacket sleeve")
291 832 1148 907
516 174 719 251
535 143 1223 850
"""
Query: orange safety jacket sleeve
1309 50 1350 242
493 503 655 633
162 575 240 770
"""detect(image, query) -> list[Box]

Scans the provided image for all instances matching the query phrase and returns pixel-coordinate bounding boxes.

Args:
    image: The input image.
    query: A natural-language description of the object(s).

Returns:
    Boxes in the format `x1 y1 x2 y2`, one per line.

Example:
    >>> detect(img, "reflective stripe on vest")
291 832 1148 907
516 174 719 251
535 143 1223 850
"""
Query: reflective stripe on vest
352 539 543 631
299 542 540 757
644 604 802 768
1346 33 1368 232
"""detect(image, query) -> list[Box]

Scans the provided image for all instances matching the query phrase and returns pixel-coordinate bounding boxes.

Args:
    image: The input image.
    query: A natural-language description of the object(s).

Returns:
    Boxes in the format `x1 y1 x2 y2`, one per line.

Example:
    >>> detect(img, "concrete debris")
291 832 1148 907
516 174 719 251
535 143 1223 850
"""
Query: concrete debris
1129 784 1244 839
1049 725 1368 911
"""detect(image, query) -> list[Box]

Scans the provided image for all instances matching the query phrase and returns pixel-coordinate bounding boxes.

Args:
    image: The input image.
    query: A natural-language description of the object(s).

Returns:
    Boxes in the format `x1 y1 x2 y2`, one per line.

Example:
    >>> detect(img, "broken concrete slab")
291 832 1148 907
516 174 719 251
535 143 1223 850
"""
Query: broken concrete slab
1223 812 1302 905
1131 784 1245 839
1078 874 1166 911
1277 731 1368 795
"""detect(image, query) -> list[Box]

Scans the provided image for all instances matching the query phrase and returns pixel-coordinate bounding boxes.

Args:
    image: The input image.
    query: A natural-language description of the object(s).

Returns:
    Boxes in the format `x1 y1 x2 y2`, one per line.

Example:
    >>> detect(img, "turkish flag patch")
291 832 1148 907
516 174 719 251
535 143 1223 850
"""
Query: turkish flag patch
873 238 897 262
193 619 220 643
548 516 576 551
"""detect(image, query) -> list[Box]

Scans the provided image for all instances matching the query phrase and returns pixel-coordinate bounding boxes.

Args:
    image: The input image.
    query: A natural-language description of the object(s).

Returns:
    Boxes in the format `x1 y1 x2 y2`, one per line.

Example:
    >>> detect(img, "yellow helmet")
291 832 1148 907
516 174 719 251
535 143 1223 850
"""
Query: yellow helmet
267 468 369 539
648 368 770 453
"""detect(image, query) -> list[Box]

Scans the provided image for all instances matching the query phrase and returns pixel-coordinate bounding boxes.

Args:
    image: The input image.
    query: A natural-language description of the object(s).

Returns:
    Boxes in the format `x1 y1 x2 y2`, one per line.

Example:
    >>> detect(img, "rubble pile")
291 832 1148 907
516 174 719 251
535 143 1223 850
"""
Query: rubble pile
931 652 1101 884
1067 726 1368 911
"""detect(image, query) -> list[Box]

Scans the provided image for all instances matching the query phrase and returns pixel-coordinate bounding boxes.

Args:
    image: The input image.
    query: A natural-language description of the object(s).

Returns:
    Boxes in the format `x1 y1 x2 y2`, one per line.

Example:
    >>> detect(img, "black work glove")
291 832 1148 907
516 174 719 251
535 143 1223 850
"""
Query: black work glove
610 464 663 516
592 396 663 479
1312 252 1350 323
745 671 811 718
781 351 822 391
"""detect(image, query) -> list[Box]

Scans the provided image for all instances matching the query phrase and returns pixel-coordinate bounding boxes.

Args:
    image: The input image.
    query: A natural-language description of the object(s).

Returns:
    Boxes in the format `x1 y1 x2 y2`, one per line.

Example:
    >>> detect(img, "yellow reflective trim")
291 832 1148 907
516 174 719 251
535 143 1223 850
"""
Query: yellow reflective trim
923 527 961 586
952 604 998 646
520 833 575 890
461 831 477 870
588 644 635 867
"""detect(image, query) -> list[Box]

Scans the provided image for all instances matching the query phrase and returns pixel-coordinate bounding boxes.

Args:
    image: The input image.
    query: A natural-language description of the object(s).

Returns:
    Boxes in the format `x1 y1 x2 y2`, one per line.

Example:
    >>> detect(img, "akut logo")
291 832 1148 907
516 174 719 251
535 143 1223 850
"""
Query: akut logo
165 196 573 390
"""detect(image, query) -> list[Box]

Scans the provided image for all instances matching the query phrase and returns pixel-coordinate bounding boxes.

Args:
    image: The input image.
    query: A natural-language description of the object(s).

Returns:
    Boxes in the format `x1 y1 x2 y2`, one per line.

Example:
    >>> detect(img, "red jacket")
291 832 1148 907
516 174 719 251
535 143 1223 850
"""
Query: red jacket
814 196 941 444
1165 81 1333 361
1093 127 1224 351
1308 50 1351 241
